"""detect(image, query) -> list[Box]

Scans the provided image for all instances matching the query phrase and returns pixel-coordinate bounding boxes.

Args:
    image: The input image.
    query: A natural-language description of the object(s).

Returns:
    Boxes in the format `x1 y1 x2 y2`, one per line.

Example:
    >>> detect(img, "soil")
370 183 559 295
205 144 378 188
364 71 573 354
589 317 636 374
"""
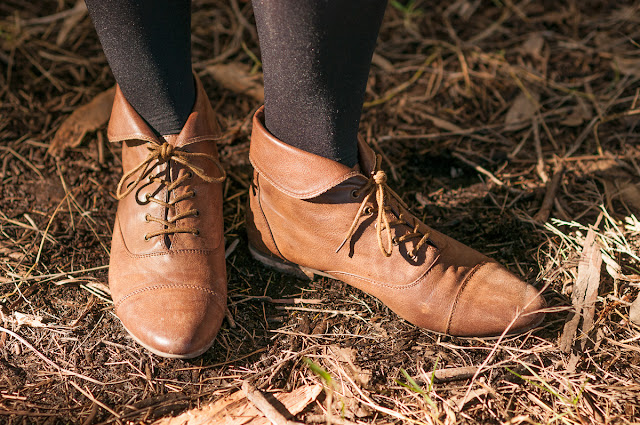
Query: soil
1 0 640 424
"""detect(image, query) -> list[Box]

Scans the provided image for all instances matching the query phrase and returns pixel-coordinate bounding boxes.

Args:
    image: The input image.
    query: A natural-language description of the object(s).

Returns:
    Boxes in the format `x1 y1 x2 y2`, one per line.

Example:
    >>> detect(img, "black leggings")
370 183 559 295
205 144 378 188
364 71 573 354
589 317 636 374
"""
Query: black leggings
86 0 387 167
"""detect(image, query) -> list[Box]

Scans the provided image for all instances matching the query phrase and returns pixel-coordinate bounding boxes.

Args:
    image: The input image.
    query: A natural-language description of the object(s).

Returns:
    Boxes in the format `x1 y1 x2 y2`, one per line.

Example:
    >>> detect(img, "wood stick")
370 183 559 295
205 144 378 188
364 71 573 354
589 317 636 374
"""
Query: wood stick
432 366 480 382
451 151 504 186
533 162 565 223
242 381 303 425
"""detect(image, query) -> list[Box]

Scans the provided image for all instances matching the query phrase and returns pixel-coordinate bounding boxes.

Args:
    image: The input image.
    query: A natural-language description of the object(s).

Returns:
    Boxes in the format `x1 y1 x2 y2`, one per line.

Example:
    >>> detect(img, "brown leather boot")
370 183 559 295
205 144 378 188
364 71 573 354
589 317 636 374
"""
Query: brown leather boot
247 107 545 337
108 76 227 358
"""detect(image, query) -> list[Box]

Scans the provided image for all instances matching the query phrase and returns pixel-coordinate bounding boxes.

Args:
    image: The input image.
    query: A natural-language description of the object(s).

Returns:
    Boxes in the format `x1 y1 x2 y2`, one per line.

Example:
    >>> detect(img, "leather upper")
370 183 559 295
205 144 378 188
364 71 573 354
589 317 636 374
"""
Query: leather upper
247 106 544 336
108 75 226 357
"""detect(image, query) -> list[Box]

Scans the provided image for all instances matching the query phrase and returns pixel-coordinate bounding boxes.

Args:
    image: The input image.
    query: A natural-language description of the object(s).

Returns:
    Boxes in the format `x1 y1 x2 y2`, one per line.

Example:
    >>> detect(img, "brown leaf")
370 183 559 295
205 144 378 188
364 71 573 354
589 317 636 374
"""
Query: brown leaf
617 180 640 212
559 227 602 354
453 388 490 410
560 97 593 127
13 312 46 328
48 86 116 157
504 91 539 131
329 345 371 387
207 63 264 102
630 295 640 326
153 384 321 425
521 33 544 58
592 162 640 213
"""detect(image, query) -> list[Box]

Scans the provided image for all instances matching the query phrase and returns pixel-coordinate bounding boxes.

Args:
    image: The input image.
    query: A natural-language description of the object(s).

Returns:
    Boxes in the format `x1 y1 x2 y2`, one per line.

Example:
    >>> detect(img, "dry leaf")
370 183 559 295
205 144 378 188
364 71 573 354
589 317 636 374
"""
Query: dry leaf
207 63 264 102
601 252 622 280
504 91 539 131
630 295 640 326
154 384 321 425
415 192 429 207
617 180 640 212
13 312 46 328
329 345 371 387
521 33 544 57
453 388 490 410
445 0 481 21
48 86 116 157
560 97 592 127
601 177 640 214
575 156 640 213
613 55 640 78
559 227 602 354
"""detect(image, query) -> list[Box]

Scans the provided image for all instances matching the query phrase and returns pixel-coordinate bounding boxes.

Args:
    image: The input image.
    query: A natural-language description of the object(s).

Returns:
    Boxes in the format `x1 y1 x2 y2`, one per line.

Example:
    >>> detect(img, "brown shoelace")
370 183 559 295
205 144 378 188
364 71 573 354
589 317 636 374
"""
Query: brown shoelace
116 141 226 240
337 154 430 258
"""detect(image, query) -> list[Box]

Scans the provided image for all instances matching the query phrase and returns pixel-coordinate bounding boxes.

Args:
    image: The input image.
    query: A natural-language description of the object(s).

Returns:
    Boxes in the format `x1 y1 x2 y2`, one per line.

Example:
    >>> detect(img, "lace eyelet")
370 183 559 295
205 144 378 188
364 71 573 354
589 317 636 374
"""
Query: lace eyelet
350 189 359 199
392 237 398 246
186 171 194 179
144 234 150 241
194 210 200 217
144 214 150 222
364 206 374 215
190 190 196 198
194 230 200 236
144 193 151 201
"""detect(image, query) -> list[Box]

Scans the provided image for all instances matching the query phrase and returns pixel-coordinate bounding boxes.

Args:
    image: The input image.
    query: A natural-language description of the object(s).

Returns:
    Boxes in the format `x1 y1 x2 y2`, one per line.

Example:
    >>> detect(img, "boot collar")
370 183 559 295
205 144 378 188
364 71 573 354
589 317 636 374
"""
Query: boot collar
249 106 377 199
107 74 220 148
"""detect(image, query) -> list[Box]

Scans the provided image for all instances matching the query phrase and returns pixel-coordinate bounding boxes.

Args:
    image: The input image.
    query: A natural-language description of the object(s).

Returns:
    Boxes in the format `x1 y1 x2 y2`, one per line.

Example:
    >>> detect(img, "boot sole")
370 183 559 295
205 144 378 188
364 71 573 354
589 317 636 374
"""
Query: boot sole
248 244 335 280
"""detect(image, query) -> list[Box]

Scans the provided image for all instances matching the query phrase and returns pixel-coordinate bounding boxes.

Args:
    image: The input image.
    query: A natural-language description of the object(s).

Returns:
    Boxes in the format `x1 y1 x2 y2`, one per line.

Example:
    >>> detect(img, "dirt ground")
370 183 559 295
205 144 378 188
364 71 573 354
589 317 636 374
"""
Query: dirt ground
1 0 640 424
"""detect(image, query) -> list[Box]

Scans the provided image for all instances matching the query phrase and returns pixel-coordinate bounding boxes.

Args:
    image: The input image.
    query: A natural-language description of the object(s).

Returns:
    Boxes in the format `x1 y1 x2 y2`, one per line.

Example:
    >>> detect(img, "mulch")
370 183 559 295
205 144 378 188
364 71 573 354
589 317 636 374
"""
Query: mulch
1 0 639 423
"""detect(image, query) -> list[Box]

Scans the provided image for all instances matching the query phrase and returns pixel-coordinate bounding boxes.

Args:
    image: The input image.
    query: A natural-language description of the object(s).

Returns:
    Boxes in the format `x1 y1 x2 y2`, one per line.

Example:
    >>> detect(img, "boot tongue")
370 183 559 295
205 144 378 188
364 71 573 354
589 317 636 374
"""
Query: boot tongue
108 74 220 148
356 136 377 176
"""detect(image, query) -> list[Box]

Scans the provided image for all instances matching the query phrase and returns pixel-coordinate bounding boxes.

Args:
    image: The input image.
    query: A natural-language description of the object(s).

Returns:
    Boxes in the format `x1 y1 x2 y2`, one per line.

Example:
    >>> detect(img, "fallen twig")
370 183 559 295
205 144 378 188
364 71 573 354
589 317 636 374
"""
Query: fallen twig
0 325 104 385
432 366 480 383
533 162 565 223
451 151 504 186
242 381 304 425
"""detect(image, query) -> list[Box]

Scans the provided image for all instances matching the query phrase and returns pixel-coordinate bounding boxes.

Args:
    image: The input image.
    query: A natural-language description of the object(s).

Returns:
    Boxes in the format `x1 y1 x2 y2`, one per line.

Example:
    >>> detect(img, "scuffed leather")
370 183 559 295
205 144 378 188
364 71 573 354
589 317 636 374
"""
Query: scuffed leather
108 75 226 357
248 106 544 337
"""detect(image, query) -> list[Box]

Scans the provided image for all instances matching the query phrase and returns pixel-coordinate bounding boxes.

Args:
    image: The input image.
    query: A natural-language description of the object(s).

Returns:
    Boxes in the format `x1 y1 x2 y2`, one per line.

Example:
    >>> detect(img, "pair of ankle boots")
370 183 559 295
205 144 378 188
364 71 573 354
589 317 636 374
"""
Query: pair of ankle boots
108 76 545 358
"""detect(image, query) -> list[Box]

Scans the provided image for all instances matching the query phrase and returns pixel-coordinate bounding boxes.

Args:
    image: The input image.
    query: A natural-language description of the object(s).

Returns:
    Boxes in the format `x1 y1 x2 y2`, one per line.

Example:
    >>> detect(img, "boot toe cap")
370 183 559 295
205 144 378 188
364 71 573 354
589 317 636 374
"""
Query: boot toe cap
116 286 225 358
447 262 545 337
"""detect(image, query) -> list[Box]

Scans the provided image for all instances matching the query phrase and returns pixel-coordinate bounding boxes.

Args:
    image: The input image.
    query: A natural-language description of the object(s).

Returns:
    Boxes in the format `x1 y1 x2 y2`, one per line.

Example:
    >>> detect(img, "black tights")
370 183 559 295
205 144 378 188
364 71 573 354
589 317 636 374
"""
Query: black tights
86 0 387 167
86 0 195 137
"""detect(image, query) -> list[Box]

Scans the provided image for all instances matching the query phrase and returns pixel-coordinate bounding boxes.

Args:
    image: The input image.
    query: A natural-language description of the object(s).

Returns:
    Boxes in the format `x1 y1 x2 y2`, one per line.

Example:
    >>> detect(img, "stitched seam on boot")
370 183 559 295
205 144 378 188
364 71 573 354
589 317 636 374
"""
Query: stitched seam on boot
115 284 217 309
126 249 214 259
445 261 487 335
256 174 286 260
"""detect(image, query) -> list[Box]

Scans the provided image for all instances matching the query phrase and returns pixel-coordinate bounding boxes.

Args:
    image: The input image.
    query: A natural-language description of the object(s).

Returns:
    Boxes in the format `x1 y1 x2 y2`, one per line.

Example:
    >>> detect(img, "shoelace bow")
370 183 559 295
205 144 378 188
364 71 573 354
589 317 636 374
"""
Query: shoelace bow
336 154 430 258
115 141 226 240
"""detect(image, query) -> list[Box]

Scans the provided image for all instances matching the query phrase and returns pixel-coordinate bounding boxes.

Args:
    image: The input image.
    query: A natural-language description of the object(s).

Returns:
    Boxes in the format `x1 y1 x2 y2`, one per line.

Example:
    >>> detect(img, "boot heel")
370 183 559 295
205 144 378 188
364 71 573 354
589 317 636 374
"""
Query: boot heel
248 244 333 280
